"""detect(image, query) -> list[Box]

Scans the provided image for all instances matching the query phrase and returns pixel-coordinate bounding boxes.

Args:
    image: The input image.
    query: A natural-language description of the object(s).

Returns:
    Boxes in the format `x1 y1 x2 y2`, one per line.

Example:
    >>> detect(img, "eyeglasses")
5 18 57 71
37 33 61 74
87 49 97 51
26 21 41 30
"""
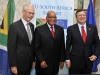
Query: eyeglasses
47 16 57 18
25 10 35 15
27 12 35 15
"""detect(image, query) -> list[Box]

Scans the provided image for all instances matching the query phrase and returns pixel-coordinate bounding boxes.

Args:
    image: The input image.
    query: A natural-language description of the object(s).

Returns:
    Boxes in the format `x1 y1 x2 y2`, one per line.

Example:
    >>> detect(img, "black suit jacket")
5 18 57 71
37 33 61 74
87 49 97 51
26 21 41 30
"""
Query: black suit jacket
66 23 100 69
34 23 65 74
7 19 35 71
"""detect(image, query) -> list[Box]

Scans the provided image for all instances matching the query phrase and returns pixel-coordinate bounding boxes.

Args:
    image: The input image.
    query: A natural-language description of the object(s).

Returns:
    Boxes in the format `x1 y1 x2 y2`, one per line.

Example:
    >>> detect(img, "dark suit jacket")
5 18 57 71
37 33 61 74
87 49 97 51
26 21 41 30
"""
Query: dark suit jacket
7 19 35 71
66 23 100 69
34 23 65 74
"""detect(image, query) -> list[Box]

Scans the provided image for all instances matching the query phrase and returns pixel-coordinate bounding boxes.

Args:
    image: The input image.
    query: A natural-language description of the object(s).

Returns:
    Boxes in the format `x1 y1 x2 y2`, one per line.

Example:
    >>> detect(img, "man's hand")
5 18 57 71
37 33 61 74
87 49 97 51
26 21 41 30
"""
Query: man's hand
32 62 35 68
89 55 97 61
40 61 47 68
66 61 71 68
11 66 17 74
59 62 64 69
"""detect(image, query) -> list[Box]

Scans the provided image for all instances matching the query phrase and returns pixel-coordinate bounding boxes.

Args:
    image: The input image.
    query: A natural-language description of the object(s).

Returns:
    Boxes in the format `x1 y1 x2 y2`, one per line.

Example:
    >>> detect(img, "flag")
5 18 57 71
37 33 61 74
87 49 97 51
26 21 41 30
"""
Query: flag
0 0 15 75
36 18 67 29
86 0 96 25
86 0 99 72
56 19 67 29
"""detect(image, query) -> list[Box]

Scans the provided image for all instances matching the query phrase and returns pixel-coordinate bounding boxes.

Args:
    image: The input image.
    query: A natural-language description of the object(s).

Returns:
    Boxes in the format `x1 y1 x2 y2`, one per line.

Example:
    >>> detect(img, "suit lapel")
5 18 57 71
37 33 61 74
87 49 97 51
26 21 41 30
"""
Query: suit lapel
44 23 54 39
86 24 91 44
54 25 59 39
74 24 84 43
19 19 29 44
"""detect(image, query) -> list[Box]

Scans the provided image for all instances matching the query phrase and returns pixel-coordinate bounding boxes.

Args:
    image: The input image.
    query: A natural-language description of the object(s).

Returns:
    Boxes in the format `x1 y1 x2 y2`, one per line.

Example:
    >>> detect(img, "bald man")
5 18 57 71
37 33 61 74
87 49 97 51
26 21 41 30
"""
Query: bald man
34 10 65 75
7 4 35 75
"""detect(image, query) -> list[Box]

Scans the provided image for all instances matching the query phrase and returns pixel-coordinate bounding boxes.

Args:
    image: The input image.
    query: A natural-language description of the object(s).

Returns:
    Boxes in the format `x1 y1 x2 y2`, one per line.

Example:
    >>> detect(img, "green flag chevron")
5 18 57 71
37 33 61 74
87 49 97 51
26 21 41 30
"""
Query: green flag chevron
0 0 15 47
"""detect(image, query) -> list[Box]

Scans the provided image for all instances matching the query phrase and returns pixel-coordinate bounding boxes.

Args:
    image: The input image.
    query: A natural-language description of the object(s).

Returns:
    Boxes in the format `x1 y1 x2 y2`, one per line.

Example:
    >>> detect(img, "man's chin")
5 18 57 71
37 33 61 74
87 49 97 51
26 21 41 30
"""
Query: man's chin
49 23 55 25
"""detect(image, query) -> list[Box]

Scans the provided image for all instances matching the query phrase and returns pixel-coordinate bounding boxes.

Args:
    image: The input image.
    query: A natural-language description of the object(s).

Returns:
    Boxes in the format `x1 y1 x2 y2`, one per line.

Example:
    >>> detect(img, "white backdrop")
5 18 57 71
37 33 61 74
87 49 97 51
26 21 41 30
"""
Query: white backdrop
30 0 74 74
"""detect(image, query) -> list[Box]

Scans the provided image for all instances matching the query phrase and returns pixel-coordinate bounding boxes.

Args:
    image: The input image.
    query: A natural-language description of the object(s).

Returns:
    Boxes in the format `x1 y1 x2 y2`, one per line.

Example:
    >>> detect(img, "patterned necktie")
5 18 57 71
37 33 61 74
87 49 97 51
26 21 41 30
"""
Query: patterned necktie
81 26 86 43
26 23 32 44
50 26 54 37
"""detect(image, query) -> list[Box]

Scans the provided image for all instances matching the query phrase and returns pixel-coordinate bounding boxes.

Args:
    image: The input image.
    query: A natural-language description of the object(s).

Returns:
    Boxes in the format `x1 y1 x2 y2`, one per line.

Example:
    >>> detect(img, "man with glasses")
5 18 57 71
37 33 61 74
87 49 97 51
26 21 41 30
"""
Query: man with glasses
7 4 35 75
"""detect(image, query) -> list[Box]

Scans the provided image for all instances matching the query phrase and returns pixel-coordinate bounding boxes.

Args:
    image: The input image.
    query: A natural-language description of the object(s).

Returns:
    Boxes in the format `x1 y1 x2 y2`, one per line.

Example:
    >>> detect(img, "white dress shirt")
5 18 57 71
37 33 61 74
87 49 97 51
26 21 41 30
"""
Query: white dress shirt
21 18 32 41
47 23 55 32
78 23 87 36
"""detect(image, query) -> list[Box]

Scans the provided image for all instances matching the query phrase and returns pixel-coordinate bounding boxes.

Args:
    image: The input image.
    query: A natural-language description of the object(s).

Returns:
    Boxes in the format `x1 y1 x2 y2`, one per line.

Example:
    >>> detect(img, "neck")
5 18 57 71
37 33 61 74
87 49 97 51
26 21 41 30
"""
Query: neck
78 22 85 25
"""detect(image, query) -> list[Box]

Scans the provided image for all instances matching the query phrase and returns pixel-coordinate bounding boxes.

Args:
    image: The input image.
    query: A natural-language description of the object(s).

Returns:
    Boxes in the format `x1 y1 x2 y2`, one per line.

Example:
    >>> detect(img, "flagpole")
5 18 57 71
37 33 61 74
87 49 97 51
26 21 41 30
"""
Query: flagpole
93 0 96 12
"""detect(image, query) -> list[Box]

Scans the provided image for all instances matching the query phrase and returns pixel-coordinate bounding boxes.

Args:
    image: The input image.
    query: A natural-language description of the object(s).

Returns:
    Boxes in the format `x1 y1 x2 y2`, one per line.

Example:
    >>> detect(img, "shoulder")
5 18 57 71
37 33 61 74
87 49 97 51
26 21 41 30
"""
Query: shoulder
67 24 77 29
9 20 21 30
10 19 21 27
86 23 96 27
54 24 63 30
35 23 46 31
8 20 21 32
86 23 97 30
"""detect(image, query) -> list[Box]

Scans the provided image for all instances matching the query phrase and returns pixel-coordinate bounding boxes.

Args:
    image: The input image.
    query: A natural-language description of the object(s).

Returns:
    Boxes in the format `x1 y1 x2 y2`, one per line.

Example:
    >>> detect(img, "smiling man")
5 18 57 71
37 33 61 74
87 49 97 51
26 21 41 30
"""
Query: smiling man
34 10 65 75
66 9 100 74
7 4 35 75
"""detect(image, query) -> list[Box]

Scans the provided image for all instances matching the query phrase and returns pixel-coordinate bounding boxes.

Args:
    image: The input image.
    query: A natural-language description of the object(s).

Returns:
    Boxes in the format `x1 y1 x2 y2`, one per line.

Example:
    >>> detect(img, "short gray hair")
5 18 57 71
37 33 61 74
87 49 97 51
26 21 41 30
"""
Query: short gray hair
23 4 30 11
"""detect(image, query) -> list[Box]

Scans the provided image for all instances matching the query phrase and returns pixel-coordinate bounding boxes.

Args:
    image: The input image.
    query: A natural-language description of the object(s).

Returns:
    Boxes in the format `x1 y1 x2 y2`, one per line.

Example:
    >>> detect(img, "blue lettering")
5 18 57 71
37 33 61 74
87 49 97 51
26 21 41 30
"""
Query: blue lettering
57 6 72 10
40 5 55 9
43 10 47 15
32 4 38 9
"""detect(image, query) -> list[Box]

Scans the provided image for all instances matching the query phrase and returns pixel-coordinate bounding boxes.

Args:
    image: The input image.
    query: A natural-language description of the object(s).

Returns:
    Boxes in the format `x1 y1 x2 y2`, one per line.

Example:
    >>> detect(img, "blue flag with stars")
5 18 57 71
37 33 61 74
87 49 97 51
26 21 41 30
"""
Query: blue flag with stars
86 0 100 72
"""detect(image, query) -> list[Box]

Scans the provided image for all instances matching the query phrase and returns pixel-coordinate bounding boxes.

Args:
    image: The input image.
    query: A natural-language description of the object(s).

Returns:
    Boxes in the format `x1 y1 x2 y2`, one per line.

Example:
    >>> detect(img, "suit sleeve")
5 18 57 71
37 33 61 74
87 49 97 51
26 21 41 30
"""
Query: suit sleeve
60 28 65 62
34 27 44 63
7 24 17 67
66 26 72 60
93 26 100 57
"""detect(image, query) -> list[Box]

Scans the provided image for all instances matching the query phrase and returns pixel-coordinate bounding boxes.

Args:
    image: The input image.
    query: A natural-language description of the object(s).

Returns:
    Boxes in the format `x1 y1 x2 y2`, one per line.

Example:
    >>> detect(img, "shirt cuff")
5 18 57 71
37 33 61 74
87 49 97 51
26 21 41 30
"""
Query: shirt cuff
66 60 70 62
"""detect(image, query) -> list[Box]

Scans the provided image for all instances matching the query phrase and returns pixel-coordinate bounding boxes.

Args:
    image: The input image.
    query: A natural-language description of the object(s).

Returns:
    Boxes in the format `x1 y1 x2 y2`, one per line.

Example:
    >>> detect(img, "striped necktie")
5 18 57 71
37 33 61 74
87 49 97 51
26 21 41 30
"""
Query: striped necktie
26 23 32 44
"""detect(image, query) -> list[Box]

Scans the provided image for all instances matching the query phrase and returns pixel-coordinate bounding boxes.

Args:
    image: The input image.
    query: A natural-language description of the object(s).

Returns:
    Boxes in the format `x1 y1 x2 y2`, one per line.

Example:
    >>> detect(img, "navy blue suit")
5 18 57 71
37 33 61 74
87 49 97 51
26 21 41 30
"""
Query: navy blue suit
66 23 100 74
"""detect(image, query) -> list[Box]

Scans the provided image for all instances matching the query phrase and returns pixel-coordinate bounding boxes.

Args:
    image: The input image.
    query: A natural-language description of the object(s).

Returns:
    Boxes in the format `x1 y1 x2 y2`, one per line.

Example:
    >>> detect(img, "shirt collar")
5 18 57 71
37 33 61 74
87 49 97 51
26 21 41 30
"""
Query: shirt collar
21 18 29 26
47 23 54 29
78 23 86 29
